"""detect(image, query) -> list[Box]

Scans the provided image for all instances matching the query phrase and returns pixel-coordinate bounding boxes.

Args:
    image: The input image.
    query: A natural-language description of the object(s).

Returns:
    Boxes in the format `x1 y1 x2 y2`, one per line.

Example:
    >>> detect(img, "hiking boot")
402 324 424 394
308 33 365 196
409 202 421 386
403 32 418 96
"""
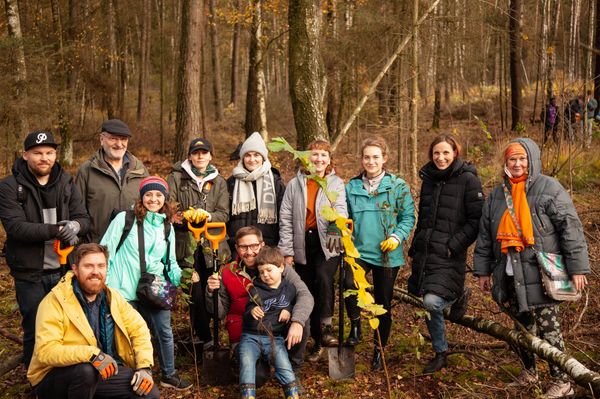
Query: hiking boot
371 347 384 371
294 370 306 395
321 323 339 347
448 287 471 322
545 381 574 398
346 318 362 346
423 351 448 374
507 370 539 387
306 342 325 362
161 372 193 391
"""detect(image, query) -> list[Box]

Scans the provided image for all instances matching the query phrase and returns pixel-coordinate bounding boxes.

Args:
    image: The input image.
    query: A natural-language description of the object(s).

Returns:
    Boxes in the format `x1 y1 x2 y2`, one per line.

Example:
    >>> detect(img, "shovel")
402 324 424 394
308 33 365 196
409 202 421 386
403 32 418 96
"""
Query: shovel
54 239 74 277
202 222 232 386
329 220 356 379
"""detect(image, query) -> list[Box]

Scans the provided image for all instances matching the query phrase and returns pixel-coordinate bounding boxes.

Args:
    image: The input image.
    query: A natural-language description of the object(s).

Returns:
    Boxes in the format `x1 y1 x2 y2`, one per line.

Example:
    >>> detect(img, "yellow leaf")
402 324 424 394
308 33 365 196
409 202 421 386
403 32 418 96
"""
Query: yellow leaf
345 257 359 269
319 205 339 222
522 34 528 40
547 46 553 54
369 318 380 329
342 236 360 257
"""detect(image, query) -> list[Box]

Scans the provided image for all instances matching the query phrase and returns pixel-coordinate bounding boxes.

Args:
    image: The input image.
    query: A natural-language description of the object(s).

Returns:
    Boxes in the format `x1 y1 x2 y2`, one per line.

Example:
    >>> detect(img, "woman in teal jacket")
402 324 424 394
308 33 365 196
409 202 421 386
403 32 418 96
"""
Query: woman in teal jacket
344 136 415 370
101 176 198 391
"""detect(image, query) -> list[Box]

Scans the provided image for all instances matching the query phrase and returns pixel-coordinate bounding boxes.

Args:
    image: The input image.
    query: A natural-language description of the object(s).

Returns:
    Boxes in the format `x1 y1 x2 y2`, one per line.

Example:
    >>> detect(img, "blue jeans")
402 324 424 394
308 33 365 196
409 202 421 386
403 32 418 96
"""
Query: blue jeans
423 294 456 353
239 333 295 386
14 272 62 367
128 301 175 377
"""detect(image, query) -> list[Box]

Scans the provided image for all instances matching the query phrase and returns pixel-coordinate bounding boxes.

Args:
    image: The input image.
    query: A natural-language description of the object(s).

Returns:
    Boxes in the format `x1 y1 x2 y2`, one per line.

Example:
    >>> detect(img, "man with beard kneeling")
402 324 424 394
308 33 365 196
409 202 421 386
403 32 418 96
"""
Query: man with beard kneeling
28 243 160 398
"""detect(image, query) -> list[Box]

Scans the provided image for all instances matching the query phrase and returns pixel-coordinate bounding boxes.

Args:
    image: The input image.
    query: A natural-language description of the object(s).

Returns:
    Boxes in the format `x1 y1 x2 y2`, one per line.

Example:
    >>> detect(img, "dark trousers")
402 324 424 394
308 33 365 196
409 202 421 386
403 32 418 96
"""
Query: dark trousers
190 247 213 342
543 122 559 145
14 272 62 368
345 259 399 347
34 363 160 399
506 278 567 380
233 317 310 387
294 229 339 341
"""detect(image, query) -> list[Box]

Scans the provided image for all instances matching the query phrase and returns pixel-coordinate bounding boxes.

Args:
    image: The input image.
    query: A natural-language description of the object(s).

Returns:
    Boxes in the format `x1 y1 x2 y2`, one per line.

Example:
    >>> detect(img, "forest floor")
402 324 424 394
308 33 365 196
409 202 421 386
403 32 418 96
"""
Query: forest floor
1 94 600 398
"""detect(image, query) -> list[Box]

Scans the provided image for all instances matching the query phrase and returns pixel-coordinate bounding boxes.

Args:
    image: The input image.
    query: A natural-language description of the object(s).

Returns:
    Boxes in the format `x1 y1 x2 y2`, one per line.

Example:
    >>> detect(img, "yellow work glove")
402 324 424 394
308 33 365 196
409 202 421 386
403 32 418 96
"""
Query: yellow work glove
183 207 209 224
380 237 399 252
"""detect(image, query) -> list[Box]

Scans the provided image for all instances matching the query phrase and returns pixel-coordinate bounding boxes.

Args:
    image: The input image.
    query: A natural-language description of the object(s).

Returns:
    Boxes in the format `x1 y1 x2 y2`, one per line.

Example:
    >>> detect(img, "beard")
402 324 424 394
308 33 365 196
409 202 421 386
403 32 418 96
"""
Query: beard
80 274 106 297
28 162 53 178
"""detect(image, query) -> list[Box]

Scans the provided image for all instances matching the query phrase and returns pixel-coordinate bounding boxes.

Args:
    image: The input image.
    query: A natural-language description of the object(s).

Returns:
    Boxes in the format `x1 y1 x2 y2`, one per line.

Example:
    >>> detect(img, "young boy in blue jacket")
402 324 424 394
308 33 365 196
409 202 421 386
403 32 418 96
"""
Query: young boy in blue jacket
239 246 299 399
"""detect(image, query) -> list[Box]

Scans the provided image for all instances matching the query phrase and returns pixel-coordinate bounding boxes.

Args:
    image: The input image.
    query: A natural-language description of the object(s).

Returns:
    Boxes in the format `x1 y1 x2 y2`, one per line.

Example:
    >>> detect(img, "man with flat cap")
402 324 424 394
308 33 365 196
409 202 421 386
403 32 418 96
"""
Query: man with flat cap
76 119 149 243
0 131 90 368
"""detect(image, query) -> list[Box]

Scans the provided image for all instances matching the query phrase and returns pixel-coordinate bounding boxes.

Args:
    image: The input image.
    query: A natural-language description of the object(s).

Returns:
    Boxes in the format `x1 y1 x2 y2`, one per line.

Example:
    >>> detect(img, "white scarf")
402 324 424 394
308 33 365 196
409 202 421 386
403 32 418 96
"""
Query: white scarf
231 159 277 224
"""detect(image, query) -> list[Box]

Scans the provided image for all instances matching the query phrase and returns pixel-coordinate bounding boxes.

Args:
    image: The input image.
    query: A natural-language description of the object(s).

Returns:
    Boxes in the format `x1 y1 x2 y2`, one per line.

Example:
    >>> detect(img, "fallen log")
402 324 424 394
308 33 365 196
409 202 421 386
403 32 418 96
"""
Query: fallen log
390 287 600 396
0 327 23 345
0 354 23 377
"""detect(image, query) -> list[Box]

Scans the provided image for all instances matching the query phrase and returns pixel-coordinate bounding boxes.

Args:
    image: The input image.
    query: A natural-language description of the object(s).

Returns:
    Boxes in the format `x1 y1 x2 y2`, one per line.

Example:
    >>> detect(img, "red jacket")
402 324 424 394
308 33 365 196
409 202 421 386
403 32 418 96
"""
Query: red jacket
222 261 254 343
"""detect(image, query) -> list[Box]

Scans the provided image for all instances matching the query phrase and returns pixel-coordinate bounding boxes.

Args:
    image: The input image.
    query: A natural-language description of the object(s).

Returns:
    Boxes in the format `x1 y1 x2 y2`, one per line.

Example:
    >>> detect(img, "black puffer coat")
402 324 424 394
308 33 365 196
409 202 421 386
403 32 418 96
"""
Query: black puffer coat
407 159 484 301
226 168 285 251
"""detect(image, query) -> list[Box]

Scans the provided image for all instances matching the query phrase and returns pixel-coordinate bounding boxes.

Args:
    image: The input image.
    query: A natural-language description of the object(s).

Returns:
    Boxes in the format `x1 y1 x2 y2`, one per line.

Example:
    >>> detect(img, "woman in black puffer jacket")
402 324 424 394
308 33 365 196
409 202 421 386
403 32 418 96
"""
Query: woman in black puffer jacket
407 133 484 374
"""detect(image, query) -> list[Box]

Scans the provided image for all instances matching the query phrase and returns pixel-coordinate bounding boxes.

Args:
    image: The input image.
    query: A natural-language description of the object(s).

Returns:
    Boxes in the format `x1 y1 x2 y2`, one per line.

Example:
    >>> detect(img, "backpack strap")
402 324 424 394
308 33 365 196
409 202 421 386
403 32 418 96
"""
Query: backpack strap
136 221 147 274
162 219 172 281
115 210 135 254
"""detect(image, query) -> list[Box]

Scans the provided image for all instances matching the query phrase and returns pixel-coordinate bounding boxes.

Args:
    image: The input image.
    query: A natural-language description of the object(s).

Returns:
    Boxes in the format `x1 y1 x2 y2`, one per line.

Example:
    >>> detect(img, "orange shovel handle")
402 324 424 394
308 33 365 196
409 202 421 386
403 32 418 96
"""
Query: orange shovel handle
53 239 74 265
205 222 226 250
345 219 354 234
187 221 207 242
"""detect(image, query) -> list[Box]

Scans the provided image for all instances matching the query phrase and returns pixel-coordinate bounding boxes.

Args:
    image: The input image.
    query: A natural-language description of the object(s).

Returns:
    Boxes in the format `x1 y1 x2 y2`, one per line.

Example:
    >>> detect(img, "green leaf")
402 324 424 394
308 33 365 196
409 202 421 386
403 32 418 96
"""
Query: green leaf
10 303 19 312
184 256 194 265
181 268 193 278
180 283 188 290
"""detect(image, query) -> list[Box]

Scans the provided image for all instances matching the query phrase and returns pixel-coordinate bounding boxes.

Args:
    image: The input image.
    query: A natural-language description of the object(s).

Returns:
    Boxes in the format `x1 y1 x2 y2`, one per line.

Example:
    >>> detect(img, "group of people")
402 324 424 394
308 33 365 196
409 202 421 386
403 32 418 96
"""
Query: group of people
542 91 598 147
0 118 591 399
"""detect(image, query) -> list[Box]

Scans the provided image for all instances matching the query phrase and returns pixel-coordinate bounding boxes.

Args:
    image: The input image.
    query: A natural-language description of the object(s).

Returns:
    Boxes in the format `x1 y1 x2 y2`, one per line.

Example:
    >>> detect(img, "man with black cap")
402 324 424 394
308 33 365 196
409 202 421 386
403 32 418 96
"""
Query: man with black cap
75 119 149 243
0 131 90 368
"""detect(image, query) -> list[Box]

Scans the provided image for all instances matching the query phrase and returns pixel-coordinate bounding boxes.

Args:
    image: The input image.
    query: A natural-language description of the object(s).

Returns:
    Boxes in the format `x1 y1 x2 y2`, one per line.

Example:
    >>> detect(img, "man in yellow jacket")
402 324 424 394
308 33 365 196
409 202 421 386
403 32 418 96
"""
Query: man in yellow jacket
28 243 159 398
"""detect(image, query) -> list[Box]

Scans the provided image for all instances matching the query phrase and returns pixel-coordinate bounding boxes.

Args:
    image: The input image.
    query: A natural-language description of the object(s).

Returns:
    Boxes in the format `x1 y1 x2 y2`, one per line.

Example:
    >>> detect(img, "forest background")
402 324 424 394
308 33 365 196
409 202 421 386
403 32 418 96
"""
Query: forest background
1 0 600 397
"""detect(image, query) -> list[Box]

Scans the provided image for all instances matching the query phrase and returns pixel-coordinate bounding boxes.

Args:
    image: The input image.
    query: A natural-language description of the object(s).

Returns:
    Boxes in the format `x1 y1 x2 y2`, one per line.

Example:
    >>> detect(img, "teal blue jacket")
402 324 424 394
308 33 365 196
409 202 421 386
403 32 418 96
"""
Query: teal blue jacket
346 173 415 267
101 211 182 301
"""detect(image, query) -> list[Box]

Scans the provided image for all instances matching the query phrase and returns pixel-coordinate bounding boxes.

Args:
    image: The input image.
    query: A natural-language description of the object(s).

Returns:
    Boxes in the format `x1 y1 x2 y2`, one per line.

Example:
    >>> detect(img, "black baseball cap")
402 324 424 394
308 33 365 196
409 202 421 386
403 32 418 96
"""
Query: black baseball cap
188 138 212 155
101 119 132 137
24 131 58 151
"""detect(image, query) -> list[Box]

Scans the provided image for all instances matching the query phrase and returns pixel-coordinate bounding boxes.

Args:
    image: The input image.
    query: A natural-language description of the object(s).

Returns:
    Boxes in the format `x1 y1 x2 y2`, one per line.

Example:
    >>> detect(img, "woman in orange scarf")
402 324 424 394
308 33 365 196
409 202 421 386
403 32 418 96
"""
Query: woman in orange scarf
473 139 590 398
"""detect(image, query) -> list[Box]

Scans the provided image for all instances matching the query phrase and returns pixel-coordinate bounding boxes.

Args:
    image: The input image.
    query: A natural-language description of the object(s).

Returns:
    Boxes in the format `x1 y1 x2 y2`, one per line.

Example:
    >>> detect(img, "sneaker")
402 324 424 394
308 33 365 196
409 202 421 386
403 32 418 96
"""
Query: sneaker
161 372 193 391
448 287 471 322
507 370 539 387
545 381 574 398
321 323 339 347
306 342 325 362
294 370 306 395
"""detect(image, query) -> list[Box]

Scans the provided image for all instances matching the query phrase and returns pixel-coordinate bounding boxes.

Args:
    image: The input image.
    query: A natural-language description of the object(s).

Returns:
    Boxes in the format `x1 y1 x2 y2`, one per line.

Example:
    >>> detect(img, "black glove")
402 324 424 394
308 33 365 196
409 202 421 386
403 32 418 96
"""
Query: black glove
91 351 118 380
56 220 80 247
326 223 343 253
130 368 154 396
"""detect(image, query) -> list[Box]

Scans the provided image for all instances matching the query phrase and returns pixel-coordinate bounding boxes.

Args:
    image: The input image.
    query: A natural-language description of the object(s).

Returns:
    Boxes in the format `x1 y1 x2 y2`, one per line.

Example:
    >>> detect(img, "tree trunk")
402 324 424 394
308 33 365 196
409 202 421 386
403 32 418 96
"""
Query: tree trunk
547 0 560 100
174 0 202 162
288 0 327 149
0 354 23 378
116 0 126 118
230 0 242 108
245 0 267 140
508 0 523 131
595 0 600 102
209 0 224 121
431 0 441 130
137 0 151 120
325 0 339 141
159 0 165 155
410 0 418 181
50 0 73 166
568 0 582 82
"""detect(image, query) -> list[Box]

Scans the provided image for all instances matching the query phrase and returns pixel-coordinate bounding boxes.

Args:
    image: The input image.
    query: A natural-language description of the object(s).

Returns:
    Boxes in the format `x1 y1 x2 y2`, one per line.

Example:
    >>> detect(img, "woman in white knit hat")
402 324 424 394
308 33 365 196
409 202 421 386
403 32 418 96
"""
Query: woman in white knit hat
226 132 286 260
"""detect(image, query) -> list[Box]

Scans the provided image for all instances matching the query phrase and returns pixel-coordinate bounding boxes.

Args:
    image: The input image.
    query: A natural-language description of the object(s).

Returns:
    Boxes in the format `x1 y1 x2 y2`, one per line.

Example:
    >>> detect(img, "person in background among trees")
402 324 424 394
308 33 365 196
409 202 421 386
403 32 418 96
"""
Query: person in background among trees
541 97 560 145
563 96 583 143
76 119 149 243
278 140 347 363
167 138 231 351
0 131 90 368
344 136 415 370
227 132 286 260
474 139 590 399
584 90 597 149
407 133 484 374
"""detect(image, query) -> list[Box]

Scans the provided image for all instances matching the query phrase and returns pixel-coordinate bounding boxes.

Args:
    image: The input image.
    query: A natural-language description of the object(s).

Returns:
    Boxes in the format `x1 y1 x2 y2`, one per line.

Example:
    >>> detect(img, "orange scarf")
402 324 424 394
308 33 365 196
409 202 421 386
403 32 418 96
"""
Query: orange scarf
496 175 535 253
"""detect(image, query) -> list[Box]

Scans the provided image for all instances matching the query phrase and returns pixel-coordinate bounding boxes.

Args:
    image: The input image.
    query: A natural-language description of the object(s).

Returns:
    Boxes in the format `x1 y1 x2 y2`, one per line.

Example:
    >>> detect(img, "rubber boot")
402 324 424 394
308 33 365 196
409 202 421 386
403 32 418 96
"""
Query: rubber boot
346 318 362 346
240 383 256 399
282 382 300 399
423 351 448 374
371 347 384 371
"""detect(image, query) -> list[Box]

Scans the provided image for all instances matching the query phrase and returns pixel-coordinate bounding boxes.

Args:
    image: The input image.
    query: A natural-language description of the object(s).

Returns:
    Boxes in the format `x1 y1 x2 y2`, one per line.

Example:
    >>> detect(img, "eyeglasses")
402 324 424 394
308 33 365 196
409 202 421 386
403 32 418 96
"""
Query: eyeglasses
237 243 261 252
102 134 129 144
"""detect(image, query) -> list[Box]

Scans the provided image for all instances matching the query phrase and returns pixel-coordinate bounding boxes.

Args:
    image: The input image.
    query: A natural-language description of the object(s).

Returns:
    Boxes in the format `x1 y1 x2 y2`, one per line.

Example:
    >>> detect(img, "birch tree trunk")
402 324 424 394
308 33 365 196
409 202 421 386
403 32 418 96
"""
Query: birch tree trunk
508 0 523 131
547 0 560 99
209 0 224 121
568 0 582 82
175 0 202 161
410 0 419 181
245 0 267 140
289 0 327 149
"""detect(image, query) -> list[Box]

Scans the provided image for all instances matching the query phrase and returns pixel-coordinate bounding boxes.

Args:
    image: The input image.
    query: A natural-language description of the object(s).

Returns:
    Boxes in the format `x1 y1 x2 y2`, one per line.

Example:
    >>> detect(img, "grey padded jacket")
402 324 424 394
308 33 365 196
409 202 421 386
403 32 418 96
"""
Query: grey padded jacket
278 170 348 265
473 138 590 312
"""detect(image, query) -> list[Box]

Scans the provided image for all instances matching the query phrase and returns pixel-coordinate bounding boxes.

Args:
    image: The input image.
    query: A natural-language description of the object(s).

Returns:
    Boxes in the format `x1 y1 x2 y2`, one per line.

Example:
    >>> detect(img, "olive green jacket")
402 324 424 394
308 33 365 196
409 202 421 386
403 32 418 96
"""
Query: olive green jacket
167 161 231 268
75 149 149 243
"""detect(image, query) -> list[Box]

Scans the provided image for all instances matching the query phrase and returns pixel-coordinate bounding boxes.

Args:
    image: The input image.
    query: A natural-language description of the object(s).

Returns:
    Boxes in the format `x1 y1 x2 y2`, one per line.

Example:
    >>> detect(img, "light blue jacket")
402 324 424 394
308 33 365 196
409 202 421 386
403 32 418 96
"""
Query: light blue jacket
101 211 182 301
346 173 415 267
